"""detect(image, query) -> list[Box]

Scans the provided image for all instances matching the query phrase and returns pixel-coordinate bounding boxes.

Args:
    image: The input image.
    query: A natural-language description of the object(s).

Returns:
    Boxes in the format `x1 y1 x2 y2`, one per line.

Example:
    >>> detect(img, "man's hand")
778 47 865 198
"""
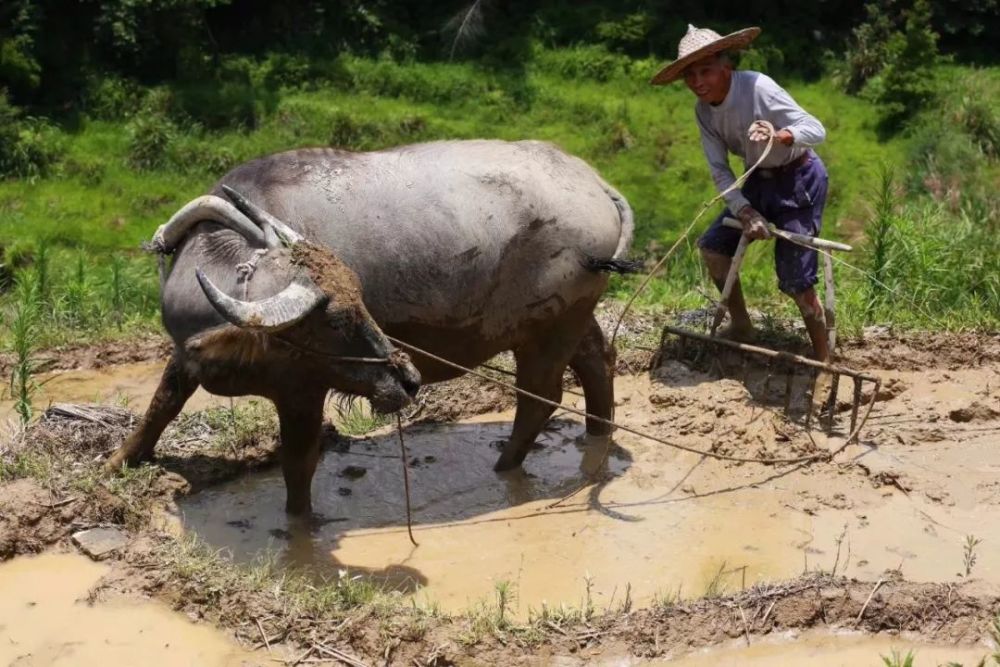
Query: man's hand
748 120 795 146
737 205 771 240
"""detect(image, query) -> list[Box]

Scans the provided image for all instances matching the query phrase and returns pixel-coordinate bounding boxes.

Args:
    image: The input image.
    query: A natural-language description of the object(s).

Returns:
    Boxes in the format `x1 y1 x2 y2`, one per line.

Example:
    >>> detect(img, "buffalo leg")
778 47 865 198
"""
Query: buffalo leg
275 391 326 516
106 354 198 470
494 321 587 471
568 313 616 437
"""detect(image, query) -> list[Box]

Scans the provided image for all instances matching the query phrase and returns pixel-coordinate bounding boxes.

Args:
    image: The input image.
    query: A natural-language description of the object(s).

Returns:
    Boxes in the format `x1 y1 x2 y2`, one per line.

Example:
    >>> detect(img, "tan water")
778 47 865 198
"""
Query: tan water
178 368 1000 617
7 356 999 621
659 630 993 666
0 552 262 666
0 360 231 420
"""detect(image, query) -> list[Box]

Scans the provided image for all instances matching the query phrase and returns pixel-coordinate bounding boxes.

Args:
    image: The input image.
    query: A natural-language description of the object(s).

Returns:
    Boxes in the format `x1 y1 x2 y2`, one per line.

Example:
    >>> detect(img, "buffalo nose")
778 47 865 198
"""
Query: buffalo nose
402 376 420 397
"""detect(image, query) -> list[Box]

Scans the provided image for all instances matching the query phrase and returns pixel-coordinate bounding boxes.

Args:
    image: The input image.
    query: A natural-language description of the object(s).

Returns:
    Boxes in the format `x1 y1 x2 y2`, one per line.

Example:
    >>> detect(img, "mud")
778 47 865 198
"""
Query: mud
0 360 238 421
0 333 171 376
643 629 992 666
0 552 259 666
1 329 999 664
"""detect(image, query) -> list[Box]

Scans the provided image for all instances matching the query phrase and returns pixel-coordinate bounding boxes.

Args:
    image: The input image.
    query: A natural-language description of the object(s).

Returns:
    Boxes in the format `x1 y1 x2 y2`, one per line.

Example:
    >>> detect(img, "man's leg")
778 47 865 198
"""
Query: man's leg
790 287 829 362
700 248 755 339
698 213 755 341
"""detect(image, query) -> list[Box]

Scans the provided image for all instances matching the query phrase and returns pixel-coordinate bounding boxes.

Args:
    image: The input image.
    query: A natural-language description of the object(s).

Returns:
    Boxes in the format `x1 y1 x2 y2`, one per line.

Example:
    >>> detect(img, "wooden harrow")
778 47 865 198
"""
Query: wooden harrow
658 218 879 437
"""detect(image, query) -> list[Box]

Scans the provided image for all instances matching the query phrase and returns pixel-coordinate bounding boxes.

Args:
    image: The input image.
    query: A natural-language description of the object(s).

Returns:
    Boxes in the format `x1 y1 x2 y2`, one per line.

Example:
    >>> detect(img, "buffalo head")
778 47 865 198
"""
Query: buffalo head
156 186 421 413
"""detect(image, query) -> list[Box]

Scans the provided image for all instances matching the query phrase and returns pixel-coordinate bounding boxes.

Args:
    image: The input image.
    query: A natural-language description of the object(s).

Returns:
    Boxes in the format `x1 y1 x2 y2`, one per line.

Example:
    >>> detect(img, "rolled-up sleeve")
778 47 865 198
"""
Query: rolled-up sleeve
764 83 826 147
697 111 751 213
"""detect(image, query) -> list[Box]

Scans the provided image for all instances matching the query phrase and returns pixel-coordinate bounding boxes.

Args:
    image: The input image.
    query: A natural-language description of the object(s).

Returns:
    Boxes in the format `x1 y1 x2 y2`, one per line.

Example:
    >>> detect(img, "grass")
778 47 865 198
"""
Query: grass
0 53 996 356
882 650 916 667
171 400 279 455
331 399 390 437
7 272 41 424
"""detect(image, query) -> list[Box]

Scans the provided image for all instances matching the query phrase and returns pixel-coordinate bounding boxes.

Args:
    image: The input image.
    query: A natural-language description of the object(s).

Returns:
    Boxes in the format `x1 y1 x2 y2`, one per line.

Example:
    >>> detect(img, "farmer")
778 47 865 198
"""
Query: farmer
652 25 830 362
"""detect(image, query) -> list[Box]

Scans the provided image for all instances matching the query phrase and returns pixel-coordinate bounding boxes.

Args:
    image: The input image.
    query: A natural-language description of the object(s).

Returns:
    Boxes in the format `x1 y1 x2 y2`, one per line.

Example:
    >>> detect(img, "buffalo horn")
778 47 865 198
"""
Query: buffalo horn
196 269 326 331
220 185 305 247
150 196 267 253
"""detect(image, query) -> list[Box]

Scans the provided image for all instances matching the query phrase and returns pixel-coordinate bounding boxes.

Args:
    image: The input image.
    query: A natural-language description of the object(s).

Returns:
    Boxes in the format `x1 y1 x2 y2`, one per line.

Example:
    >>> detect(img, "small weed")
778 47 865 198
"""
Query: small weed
0 449 53 482
703 561 729 599
332 399 389 436
865 164 898 320
881 649 915 667
9 274 40 424
653 584 681 609
494 579 516 628
959 534 982 577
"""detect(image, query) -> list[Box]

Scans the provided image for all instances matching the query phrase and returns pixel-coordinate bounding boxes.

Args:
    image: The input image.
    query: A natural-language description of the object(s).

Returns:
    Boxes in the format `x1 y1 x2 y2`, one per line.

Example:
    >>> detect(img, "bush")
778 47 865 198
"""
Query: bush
595 12 653 54
83 75 143 120
0 34 41 95
0 90 61 179
126 108 175 171
534 45 632 82
842 0 942 128
328 109 427 150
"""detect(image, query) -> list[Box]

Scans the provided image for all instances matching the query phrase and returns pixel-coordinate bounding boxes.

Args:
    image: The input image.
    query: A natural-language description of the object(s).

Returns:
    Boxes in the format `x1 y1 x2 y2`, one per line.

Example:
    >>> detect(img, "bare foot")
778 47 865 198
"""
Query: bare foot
715 323 757 343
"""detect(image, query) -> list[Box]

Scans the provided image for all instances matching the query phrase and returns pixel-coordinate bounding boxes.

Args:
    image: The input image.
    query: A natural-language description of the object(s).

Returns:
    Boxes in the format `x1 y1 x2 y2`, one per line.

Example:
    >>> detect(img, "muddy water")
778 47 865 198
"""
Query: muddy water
0 360 232 420
178 364 1000 616
0 552 261 666
657 630 992 666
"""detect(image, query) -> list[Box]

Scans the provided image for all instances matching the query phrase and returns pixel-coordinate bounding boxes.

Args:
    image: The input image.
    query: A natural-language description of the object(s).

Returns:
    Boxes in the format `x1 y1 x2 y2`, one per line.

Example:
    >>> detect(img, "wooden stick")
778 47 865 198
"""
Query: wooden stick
855 578 885 625
256 618 271 653
738 603 752 646
711 232 750 336
661 326 879 381
823 251 837 351
722 217 853 252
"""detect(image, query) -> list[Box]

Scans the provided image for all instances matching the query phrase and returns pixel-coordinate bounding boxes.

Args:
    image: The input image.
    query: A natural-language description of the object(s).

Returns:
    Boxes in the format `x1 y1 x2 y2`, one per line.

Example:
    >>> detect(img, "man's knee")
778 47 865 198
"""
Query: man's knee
790 288 824 321
700 247 731 282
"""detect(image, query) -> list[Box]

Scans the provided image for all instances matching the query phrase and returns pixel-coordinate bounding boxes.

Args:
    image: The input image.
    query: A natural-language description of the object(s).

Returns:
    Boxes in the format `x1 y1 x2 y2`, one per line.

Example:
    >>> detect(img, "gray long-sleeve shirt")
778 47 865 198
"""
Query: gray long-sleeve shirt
696 70 826 213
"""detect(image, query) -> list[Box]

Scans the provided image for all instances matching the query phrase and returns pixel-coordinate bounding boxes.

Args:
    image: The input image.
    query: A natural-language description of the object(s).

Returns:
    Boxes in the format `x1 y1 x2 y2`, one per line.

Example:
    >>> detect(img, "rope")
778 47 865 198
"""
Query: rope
396 414 418 547
388 334 876 467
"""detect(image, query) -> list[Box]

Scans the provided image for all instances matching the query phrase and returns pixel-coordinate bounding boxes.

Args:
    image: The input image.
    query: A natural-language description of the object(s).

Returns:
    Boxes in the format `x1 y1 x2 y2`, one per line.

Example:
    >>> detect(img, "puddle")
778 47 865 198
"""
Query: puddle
0 361 233 421
0 552 261 666
178 367 1000 616
658 630 993 666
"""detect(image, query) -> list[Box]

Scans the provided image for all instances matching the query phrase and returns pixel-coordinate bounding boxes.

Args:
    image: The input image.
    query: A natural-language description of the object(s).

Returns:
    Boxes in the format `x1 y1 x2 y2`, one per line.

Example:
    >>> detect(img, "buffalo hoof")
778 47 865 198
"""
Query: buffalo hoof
493 448 527 472
103 448 152 474
576 432 612 448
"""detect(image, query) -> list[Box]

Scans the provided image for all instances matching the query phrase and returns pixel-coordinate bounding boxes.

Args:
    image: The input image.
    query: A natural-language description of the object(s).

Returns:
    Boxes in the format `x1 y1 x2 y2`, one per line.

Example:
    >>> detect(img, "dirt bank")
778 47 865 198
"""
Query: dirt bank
1 328 998 664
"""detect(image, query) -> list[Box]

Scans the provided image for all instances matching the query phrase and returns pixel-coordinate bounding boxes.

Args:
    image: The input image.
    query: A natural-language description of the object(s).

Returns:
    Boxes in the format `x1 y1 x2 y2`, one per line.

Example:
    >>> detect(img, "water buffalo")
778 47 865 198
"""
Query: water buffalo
107 139 634 515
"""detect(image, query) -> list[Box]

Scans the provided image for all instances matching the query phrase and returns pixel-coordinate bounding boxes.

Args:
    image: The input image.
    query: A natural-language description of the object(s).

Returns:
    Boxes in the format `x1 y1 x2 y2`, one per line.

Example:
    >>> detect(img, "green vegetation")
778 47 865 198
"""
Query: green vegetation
0 1 997 363
881 650 916 667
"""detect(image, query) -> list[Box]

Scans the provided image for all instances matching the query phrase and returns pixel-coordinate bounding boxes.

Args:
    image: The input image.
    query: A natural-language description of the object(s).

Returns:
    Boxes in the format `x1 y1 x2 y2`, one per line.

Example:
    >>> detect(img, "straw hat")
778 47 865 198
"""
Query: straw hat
650 24 761 85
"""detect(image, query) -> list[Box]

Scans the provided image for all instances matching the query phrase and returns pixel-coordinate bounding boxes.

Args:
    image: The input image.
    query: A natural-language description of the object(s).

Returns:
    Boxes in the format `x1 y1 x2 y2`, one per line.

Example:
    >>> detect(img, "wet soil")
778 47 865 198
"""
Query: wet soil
0 552 258 666
1 327 998 664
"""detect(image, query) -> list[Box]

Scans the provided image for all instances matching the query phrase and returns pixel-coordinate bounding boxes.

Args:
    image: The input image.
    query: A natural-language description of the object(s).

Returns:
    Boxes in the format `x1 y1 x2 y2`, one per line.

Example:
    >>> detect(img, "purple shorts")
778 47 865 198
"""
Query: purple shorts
697 151 829 295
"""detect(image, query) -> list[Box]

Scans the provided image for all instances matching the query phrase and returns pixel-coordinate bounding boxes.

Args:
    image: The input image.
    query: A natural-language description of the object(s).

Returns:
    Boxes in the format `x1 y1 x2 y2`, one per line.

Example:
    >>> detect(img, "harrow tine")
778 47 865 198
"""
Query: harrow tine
824 373 841 432
762 361 774 399
805 367 817 430
783 369 794 412
851 377 863 433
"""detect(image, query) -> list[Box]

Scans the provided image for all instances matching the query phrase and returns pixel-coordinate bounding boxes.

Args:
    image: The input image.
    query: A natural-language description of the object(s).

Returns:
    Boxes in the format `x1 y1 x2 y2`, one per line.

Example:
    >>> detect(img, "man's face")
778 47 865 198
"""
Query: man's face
683 55 732 104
